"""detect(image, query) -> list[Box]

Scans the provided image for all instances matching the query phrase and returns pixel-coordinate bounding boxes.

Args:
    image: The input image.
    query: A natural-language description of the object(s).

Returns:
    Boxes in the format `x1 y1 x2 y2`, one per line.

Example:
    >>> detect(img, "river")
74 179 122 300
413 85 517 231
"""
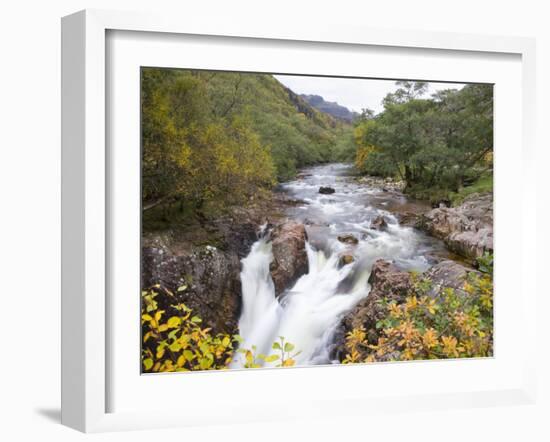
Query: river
235 163 451 367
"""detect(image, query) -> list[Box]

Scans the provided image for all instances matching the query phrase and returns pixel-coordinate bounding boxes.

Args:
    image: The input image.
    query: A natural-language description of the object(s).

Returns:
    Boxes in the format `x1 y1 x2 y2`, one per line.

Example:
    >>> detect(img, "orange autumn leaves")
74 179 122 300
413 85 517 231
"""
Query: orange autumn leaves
344 265 493 364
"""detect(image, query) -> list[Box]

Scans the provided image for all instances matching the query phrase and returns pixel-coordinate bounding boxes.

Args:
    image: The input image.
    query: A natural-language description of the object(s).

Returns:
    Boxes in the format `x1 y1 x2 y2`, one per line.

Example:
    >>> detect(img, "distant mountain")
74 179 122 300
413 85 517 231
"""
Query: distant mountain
300 94 358 122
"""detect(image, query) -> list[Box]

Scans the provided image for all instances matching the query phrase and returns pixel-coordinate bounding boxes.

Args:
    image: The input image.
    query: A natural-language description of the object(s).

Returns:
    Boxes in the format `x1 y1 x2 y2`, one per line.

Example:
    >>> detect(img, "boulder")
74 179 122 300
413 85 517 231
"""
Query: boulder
419 193 493 259
269 221 309 297
319 186 336 194
340 254 355 266
370 215 388 231
337 234 359 245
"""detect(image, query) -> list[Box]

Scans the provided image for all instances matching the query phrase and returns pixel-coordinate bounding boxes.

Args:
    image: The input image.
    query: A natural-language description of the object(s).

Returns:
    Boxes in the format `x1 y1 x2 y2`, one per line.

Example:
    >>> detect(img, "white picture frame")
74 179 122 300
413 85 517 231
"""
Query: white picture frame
61 9 537 433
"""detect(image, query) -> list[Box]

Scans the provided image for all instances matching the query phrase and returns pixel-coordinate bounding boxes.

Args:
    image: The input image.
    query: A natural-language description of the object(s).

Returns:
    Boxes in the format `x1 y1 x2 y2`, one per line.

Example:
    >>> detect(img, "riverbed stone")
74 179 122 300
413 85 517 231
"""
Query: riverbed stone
370 215 388 231
337 234 359 245
319 186 336 194
340 254 355 266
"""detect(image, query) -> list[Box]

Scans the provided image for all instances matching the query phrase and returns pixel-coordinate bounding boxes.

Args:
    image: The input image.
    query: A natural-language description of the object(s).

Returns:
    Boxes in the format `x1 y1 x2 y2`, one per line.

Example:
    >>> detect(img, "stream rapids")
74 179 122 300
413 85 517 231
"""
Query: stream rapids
234 163 449 367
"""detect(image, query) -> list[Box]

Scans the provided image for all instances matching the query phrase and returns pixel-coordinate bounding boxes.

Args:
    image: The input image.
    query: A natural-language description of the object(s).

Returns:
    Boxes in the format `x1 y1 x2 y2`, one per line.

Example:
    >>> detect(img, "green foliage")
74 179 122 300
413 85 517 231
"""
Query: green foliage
353 82 493 201
330 127 356 162
141 287 301 372
142 68 345 222
142 69 279 219
475 251 494 275
233 336 302 368
449 173 493 206
141 287 236 372
344 257 494 363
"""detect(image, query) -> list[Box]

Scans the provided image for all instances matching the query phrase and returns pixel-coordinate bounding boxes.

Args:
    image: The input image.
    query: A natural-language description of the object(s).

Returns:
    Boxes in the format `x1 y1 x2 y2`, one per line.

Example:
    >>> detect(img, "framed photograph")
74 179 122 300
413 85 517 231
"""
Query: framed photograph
61 9 537 432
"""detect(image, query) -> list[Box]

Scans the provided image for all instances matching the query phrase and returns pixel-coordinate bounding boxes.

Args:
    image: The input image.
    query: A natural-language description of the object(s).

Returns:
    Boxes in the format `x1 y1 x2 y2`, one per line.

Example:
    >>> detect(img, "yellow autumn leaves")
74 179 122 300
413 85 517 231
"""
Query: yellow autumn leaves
141 287 301 373
344 271 493 364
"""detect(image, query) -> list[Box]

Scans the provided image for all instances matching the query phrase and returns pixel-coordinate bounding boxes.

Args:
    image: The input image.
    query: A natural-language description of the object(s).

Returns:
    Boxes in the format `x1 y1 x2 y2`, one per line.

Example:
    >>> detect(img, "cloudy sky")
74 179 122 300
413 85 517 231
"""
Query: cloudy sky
274 74 466 114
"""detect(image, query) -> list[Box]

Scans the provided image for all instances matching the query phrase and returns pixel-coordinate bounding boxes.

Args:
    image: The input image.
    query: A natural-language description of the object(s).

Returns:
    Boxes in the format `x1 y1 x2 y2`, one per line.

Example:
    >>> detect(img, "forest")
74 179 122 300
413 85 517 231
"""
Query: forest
143 70 492 224
142 68 349 225
141 69 494 373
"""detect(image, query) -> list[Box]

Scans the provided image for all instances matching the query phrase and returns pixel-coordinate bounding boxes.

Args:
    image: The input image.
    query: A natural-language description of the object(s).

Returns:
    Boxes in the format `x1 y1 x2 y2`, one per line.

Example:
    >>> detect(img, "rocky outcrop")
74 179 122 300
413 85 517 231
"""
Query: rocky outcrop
269 221 309 297
419 193 493 260
319 186 336 194
140 192 295 335
141 244 243 335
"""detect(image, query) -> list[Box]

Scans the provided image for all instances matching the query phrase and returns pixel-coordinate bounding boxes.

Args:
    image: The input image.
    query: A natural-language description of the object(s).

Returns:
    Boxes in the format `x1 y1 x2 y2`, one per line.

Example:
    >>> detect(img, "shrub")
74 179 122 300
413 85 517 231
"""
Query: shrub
141 286 300 372
141 288 236 372
343 257 493 363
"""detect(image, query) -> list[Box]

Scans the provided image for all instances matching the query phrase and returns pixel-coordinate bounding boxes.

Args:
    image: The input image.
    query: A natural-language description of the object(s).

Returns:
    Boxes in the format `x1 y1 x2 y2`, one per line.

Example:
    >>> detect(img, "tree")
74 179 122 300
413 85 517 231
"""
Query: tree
354 81 493 200
382 81 428 106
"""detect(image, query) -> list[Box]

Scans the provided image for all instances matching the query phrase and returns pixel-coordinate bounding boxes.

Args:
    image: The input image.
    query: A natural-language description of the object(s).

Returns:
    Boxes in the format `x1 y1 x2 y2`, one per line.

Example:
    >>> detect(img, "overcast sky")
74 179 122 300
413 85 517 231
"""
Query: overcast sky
274 74 466 114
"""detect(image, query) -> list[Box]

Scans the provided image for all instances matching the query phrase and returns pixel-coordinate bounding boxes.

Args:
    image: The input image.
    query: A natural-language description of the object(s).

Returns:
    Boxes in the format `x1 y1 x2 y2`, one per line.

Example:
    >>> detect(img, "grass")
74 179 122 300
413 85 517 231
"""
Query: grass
403 171 493 207
449 173 493 206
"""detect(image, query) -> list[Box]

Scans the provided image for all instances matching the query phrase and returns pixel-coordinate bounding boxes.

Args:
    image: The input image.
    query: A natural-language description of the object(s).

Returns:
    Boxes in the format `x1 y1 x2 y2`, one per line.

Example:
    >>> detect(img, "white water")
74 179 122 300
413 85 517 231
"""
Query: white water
234 163 449 367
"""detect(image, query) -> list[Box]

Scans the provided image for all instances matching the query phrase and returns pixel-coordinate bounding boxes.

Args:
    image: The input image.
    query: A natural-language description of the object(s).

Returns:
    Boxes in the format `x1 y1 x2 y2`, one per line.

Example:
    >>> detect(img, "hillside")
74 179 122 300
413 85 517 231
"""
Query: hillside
141 68 350 223
205 73 344 180
300 94 358 122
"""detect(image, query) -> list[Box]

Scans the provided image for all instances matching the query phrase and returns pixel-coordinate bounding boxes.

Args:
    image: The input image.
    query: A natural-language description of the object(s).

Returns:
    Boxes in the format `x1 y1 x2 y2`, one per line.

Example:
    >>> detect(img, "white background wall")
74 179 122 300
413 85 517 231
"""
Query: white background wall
0 1 547 440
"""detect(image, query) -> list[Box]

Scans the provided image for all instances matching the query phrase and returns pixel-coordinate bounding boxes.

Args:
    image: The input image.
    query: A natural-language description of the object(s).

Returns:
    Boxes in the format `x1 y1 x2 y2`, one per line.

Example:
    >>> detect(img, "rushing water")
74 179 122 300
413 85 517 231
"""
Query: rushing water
235 163 449 367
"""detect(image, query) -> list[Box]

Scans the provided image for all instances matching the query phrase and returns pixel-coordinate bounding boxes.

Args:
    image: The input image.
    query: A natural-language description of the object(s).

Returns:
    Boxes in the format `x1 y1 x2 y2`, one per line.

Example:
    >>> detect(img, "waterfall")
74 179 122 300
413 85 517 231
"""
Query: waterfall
235 237 370 367
232 163 446 368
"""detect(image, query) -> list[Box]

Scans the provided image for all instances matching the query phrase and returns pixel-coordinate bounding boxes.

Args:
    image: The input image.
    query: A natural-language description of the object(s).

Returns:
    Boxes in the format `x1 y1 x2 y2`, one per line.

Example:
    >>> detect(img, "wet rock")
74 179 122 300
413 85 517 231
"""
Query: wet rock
340 254 355 266
141 244 242 335
370 215 388 231
337 234 359 245
419 193 493 259
270 221 309 297
397 212 421 227
319 186 336 194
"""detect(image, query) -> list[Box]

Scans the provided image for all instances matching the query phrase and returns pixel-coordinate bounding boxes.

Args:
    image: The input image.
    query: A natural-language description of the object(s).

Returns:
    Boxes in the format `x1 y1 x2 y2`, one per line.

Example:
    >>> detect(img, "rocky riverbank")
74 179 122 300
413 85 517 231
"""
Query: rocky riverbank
328 191 493 362
417 193 493 261
141 192 307 336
